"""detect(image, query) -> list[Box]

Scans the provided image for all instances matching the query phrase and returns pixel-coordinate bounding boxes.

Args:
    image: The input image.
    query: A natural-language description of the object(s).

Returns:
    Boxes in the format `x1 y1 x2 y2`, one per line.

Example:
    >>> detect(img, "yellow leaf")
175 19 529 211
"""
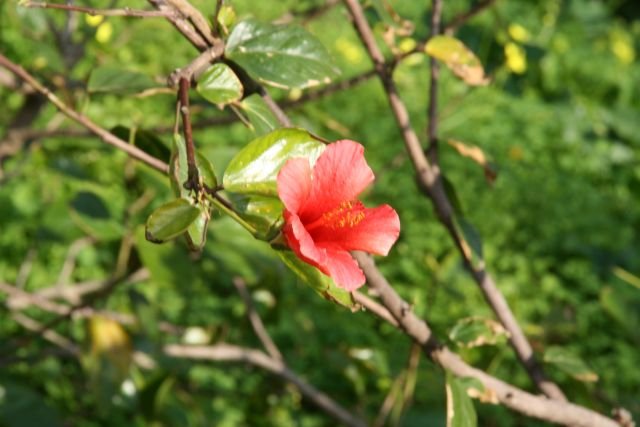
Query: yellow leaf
448 139 496 183
425 35 489 86
508 23 530 43
85 14 104 27
504 42 527 74
95 21 113 44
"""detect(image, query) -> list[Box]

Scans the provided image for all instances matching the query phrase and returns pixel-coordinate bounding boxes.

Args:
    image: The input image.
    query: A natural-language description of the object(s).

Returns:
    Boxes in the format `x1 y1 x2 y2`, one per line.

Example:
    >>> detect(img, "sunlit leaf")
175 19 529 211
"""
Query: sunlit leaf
185 204 210 251
145 199 201 243
425 36 489 86
543 346 599 382
457 377 498 404
223 128 325 197
445 371 477 427
239 94 280 135
226 19 339 89
228 193 283 240
277 250 355 308
196 63 243 106
447 139 497 184
449 317 509 348
88 66 157 94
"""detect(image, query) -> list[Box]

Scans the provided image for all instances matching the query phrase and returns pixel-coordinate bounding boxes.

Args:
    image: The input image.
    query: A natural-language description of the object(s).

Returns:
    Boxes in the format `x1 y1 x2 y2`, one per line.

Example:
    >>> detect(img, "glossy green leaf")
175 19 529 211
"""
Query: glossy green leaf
543 346 599 382
226 19 339 89
239 94 280 135
425 36 489 86
277 251 355 308
185 205 210 250
228 193 283 240
223 128 325 197
449 317 509 348
196 63 243 106
445 371 477 427
170 133 218 198
145 199 201 243
88 66 157 94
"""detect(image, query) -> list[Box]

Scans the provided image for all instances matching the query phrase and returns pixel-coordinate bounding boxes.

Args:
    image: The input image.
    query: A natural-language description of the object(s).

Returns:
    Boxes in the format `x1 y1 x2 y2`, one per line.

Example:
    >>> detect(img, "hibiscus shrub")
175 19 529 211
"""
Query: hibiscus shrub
2 0 640 426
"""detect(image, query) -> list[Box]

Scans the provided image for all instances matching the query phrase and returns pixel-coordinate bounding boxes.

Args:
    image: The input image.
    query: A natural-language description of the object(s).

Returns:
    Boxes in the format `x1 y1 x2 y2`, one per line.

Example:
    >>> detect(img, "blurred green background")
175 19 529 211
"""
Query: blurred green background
1 0 639 425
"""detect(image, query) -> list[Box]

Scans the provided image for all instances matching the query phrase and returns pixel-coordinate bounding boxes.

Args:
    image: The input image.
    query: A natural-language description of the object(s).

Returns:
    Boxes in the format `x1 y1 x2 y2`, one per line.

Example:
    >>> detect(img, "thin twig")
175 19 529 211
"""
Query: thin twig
233 277 283 360
147 0 208 51
444 0 497 35
164 344 367 427
341 0 566 402
168 42 225 87
21 1 175 18
0 54 169 173
178 77 199 190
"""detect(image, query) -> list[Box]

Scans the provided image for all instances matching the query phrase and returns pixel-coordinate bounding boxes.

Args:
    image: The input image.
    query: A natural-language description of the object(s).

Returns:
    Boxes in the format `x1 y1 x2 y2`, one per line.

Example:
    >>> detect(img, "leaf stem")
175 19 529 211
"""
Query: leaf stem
178 77 199 191
207 191 258 236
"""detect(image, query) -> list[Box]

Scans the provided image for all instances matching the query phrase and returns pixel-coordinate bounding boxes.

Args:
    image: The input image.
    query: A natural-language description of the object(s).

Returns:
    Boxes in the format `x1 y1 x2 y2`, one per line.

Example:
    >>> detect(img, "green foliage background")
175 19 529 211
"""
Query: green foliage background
1 0 639 425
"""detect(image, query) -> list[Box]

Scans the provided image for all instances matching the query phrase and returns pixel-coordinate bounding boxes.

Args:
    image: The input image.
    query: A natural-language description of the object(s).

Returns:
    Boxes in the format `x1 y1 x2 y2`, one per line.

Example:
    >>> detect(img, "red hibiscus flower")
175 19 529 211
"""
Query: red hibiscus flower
277 140 400 291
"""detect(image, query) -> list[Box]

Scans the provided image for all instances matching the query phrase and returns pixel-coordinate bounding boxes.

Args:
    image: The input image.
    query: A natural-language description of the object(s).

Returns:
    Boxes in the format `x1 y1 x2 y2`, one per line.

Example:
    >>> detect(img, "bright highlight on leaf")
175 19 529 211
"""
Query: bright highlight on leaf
277 140 400 291
196 63 243 106
226 19 339 89
425 35 489 86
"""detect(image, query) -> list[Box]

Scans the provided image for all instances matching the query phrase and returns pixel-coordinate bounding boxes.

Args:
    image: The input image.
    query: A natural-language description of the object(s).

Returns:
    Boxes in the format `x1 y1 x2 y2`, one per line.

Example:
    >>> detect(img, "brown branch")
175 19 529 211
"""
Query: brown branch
178 77 199 190
444 0 497 35
164 344 367 427
147 0 208 51
21 1 175 18
0 54 169 173
168 42 225 87
353 253 617 427
233 277 283 360
341 0 566 402
167 0 216 45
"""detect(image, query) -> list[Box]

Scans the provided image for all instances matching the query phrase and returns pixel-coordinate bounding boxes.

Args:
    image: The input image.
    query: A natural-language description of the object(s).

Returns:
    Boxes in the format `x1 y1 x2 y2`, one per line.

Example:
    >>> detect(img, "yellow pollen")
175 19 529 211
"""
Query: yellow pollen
306 201 366 231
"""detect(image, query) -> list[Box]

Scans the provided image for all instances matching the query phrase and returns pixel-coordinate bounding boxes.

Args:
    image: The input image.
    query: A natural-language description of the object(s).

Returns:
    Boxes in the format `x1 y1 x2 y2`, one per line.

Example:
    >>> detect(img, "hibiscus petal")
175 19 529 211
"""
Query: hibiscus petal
323 248 366 291
277 158 312 214
302 140 374 219
312 204 400 255
283 210 328 271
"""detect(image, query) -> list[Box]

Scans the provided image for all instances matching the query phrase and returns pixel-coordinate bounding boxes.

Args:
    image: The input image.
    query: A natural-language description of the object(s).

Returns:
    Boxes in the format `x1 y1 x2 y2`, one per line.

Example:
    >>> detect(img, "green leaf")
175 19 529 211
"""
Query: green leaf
458 217 483 262
145 199 201 243
196 63 243 106
111 126 171 161
228 193 283 240
425 36 489 86
223 128 325 197
543 346 599 382
448 317 509 348
69 191 123 241
276 251 355 308
88 66 157 94
226 19 339 89
239 94 280 135
170 134 218 197
445 371 477 427
185 205 210 250
0 381 63 427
